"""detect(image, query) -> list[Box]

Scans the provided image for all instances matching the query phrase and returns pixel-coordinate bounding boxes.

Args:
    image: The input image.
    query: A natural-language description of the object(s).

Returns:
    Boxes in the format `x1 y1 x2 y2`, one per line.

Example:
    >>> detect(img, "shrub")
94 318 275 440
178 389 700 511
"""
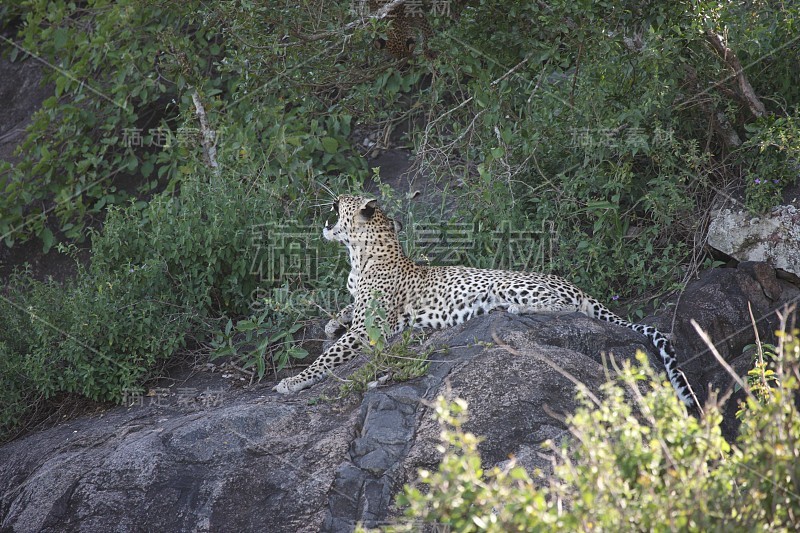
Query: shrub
0 262 193 436
1 0 367 249
92 176 269 316
0 172 351 440
402 0 800 300
1 0 207 246
383 332 800 531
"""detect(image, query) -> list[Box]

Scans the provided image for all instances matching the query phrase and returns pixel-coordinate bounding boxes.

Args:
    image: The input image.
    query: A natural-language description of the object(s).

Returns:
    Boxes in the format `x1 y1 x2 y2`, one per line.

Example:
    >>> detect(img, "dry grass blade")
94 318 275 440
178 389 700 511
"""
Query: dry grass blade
690 319 754 402
746 301 773 400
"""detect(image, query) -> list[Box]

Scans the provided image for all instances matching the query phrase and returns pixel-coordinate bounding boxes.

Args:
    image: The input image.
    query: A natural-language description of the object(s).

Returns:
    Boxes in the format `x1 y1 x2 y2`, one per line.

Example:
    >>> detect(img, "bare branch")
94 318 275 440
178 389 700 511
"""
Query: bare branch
191 90 219 173
705 30 767 119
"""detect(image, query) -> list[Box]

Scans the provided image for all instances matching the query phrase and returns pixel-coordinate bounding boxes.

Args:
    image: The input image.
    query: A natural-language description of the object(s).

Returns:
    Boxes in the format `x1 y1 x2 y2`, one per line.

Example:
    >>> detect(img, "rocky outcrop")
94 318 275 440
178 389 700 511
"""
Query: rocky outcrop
708 204 800 278
1 263 798 532
0 393 359 532
645 261 798 437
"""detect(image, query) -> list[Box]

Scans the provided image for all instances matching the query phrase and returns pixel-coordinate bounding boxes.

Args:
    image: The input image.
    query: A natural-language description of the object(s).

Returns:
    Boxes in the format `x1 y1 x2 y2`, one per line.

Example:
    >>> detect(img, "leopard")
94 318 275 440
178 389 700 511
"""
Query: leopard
368 0 435 59
273 195 703 414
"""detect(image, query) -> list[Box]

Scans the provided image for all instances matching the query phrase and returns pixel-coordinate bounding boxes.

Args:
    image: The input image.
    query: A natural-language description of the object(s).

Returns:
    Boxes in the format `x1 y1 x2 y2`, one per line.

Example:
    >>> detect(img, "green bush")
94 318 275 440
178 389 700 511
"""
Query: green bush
741 114 800 214
1 0 206 246
400 0 800 299
383 334 800 532
0 172 351 439
0 262 193 434
0 0 368 249
93 177 267 316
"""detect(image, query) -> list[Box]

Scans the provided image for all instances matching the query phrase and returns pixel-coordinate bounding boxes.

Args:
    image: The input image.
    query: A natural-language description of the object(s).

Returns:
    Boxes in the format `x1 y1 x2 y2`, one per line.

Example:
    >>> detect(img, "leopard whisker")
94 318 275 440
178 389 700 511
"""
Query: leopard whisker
316 180 337 201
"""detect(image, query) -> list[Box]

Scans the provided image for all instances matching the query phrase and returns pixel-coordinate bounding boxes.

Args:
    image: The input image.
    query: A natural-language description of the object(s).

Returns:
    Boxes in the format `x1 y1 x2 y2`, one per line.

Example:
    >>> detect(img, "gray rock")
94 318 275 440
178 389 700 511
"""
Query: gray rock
708 205 800 277
662 262 798 438
1 399 359 532
1 262 798 531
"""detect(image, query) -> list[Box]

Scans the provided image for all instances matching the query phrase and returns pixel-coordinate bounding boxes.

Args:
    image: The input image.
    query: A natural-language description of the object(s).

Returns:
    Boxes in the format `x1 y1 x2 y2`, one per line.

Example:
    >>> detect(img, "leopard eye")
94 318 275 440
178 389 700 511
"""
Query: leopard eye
332 201 339 213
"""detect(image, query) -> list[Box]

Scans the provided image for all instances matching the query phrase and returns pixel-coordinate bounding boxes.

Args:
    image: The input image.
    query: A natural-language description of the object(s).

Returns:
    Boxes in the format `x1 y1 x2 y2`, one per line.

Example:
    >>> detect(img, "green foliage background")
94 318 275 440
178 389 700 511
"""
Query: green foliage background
0 0 798 440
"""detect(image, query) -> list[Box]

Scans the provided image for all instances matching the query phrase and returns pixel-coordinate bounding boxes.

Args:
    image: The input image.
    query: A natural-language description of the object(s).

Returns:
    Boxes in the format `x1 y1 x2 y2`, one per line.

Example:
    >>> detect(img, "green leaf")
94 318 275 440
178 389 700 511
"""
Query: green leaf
211 345 236 360
321 136 339 153
587 200 617 210
55 76 67 98
237 320 257 332
141 160 154 178
386 74 400 92
41 227 55 254
53 28 68 49
256 355 266 378
257 337 271 354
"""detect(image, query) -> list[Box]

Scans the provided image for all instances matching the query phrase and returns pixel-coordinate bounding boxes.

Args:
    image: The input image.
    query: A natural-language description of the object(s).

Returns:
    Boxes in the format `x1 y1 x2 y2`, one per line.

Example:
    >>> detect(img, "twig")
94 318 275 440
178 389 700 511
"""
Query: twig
490 55 531 87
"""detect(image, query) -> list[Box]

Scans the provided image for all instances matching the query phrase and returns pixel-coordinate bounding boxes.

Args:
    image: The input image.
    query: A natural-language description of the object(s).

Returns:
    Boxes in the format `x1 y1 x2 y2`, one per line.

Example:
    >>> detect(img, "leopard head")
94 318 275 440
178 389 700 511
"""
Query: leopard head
373 35 416 58
323 195 402 254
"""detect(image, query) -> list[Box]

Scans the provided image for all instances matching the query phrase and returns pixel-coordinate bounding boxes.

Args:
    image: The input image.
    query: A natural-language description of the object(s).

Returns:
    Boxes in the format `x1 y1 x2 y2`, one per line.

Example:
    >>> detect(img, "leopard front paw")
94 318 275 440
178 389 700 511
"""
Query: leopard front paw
273 378 307 394
273 375 318 394
273 379 293 394
324 319 346 339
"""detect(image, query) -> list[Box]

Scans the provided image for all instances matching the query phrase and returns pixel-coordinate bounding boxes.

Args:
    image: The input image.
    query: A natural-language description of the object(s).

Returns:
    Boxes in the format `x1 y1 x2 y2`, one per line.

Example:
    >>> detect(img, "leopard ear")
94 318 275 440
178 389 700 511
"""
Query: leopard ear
373 37 387 50
360 198 378 219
